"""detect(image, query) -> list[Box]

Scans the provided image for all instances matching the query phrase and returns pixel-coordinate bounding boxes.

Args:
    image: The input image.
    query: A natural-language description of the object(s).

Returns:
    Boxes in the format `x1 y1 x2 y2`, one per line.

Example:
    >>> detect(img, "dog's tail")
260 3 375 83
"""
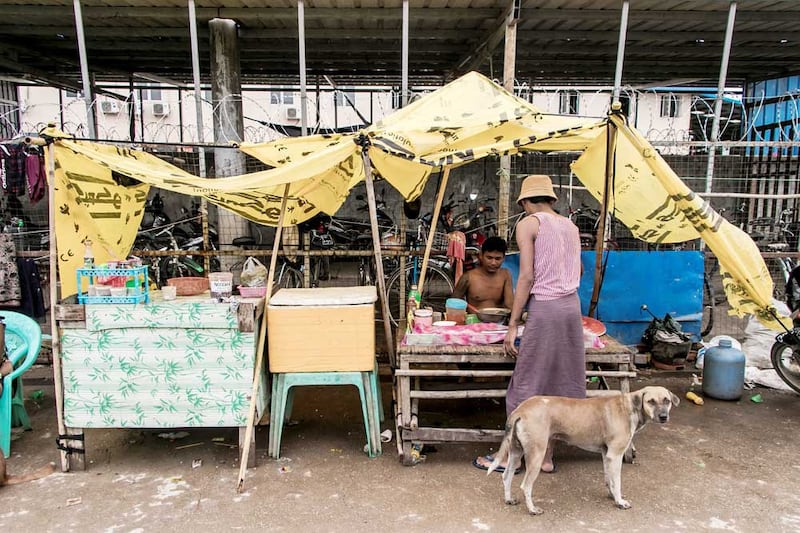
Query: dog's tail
487 417 519 476
4 462 56 486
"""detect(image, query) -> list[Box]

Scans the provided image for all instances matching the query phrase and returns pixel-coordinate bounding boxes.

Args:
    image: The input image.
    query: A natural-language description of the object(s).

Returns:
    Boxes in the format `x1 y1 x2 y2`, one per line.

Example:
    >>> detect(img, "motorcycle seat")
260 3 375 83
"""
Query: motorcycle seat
233 236 256 247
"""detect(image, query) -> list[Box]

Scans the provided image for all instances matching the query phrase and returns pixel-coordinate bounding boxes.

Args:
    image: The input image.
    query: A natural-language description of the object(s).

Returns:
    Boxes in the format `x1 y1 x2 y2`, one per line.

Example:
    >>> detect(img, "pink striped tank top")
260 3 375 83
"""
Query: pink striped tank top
529 212 582 300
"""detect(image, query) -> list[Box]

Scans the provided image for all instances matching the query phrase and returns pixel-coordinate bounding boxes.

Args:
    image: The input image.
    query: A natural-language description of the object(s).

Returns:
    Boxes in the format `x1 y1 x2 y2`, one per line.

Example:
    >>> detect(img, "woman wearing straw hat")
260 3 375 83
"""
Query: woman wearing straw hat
473 174 584 475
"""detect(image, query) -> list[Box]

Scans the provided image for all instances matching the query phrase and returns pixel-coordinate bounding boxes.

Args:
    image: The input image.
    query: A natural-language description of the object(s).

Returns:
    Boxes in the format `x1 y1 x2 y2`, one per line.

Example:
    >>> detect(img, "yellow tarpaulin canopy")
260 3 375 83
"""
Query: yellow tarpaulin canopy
46 71 786 329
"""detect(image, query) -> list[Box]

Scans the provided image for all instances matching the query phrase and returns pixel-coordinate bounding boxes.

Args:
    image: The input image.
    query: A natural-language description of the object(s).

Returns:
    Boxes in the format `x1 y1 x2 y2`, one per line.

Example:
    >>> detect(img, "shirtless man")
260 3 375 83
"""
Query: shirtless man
452 236 514 312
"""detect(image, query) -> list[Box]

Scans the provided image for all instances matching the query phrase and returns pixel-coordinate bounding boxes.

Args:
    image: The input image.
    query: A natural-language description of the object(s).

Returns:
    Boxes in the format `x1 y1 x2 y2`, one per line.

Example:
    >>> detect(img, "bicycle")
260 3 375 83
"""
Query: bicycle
383 220 455 326
770 328 800 394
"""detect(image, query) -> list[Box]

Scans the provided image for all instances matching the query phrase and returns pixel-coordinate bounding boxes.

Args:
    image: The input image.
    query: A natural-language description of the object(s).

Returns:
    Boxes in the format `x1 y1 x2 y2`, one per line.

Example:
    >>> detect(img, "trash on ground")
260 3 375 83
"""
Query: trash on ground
66 497 82 507
686 391 704 405
192 459 203 469
175 442 203 450
380 429 393 443
330 448 342 453
750 393 764 403
29 389 44 401
211 437 225 442
158 431 190 440
278 465 292 474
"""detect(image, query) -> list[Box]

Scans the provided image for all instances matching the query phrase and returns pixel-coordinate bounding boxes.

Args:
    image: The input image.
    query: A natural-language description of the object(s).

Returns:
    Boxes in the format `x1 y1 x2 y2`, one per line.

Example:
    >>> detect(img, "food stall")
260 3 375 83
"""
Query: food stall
54 291 267 469
394 329 635 465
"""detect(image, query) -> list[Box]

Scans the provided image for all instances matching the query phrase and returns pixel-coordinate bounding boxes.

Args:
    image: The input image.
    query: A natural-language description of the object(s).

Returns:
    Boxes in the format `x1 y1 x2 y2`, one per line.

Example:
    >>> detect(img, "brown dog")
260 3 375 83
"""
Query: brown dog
488 386 680 514
0 452 55 486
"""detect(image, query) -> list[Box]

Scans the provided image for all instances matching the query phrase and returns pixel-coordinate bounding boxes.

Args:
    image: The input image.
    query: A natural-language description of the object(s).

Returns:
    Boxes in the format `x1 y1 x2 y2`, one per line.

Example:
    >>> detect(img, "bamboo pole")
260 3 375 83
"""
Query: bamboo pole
236 183 290 493
417 167 450 295
361 150 395 367
588 116 619 318
45 142 70 472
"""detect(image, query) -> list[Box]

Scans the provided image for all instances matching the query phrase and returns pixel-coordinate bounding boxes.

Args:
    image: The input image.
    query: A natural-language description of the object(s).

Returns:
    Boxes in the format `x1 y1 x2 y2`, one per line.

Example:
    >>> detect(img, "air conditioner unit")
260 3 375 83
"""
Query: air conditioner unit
151 102 170 116
286 107 299 120
100 100 120 114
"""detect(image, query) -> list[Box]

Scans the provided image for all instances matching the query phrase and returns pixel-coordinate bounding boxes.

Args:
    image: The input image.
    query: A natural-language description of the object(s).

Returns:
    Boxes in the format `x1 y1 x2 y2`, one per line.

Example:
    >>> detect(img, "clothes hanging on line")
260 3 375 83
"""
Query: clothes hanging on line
0 233 21 307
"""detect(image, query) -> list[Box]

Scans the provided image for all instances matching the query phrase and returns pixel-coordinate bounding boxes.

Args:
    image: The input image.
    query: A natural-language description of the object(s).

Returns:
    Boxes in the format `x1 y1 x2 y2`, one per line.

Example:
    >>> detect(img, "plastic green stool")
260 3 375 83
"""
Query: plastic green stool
268 370 381 459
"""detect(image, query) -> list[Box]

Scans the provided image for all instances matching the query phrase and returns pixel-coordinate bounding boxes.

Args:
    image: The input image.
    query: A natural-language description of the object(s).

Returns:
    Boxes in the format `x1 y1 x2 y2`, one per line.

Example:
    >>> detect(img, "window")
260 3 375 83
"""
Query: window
65 89 82 99
282 92 294 105
335 89 356 107
270 92 280 104
270 91 294 104
559 91 579 115
660 95 680 118
142 88 162 101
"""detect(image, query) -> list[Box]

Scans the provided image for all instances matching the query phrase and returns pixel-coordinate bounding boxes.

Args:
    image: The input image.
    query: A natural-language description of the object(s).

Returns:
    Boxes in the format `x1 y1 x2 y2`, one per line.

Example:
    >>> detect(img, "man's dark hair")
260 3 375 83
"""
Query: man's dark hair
522 195 556 205
481 236 507 254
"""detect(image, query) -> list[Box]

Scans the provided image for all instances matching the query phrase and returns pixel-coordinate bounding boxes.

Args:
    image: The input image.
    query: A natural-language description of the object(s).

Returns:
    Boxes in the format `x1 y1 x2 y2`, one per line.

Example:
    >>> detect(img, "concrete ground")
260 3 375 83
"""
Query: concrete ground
3 370 800 532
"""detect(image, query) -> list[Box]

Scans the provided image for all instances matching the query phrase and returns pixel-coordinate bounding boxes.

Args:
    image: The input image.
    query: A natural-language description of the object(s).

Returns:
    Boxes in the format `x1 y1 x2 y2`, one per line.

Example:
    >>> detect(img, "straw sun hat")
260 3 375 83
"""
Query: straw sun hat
516 174 558 205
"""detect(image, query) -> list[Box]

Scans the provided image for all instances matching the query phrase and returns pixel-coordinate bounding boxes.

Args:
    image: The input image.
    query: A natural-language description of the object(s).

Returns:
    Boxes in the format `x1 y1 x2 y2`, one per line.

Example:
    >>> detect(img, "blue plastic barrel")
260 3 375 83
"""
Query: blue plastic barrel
702 339 746 400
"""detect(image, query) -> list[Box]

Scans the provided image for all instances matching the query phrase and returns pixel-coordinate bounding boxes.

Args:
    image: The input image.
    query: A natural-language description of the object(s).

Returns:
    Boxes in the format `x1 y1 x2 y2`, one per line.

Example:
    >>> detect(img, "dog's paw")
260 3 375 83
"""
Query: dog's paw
505 498 519 506
615 499 631 510
527 505 544 515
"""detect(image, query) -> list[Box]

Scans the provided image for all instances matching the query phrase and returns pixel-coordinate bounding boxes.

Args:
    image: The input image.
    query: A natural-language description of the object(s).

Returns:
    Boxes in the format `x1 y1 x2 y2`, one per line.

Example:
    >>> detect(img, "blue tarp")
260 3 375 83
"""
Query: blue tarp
502 250 704 345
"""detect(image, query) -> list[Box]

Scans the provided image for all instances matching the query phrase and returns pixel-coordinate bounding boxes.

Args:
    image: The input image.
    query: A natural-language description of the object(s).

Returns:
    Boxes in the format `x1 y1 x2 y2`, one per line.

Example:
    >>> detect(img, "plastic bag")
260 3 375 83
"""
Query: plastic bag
240 257 267 287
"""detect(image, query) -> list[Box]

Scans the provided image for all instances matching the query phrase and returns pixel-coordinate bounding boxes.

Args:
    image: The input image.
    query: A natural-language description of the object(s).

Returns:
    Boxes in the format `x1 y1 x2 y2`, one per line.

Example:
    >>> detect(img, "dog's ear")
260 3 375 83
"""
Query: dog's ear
670 392 681 407
631 390 644 413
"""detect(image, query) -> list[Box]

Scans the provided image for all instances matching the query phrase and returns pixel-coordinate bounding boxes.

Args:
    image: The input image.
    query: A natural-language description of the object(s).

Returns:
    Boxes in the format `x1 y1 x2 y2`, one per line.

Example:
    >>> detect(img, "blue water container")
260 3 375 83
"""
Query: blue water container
702 339 746 400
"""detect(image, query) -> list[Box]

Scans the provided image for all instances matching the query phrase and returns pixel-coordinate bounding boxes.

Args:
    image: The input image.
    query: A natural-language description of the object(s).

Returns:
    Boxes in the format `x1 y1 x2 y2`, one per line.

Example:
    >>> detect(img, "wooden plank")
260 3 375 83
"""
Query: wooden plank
409 389 508 399
395 369 514 377
585 370 637 378
58 321 87 329
401 427 505 443
55 303 85 321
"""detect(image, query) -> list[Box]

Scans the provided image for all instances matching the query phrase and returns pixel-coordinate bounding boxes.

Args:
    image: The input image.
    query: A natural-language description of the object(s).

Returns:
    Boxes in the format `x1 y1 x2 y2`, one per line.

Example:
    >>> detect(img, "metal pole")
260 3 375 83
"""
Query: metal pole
401 0 409 107
705 1 738 195
612 1 630 103
298 0 308 135
72 0 96 138
188 0 210 272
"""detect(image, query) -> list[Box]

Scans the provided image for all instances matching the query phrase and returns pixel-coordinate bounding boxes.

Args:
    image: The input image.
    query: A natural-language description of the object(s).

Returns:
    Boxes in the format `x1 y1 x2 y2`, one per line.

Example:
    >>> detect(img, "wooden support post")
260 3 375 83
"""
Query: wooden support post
418 167 451 294
588 118 619 318
237 183 290 492
361 150 396 367
46 142 70 472
497 12 518 240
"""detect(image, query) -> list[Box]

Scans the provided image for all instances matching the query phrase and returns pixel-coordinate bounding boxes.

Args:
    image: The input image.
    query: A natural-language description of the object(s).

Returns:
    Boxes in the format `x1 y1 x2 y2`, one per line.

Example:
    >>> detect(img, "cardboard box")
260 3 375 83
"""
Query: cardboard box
268 287 377 372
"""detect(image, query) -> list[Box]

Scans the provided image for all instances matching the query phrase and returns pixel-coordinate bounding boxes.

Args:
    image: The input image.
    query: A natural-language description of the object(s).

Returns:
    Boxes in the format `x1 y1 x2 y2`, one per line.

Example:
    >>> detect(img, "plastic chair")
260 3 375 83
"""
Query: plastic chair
268 369 382 459
1 311 42 457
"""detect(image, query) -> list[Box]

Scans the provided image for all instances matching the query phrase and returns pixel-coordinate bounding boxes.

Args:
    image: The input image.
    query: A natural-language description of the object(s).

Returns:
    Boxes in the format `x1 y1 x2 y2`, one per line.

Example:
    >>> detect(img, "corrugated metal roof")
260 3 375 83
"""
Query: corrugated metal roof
1 1 799 88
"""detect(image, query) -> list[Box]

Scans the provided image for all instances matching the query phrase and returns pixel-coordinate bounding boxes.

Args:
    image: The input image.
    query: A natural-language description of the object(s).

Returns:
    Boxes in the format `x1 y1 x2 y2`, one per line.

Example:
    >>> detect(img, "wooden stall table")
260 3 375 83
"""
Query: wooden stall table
54 293 267 470
394 334 636 466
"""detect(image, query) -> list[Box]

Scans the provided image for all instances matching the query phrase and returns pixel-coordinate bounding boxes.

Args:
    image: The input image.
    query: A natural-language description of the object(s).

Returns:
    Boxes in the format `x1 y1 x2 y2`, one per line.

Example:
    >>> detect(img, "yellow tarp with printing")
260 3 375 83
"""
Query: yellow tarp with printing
46 71 785 330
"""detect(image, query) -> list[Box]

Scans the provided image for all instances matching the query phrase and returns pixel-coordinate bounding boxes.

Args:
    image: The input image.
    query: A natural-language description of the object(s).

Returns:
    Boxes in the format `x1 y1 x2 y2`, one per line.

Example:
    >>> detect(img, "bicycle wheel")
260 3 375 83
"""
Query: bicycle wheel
385 263 454 326
700 273 715 338
272 264 303 295
771 339 800 394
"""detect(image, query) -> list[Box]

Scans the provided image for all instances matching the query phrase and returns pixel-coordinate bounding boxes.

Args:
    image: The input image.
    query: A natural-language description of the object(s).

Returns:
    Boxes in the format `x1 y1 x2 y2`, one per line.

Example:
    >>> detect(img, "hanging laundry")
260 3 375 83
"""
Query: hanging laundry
0 233 21 307
0 144 26 196
25 152 46 204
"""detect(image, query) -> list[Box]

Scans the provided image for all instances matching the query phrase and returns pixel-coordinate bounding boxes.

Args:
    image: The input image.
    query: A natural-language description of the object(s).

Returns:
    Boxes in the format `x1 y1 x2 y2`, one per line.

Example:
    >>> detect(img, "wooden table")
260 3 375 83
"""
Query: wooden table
54 293 267 471
394 335 636 466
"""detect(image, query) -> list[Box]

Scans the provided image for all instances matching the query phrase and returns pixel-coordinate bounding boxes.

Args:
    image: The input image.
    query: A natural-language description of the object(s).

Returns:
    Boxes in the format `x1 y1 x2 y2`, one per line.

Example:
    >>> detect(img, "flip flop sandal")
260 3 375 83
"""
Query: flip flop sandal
472 455 523 475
